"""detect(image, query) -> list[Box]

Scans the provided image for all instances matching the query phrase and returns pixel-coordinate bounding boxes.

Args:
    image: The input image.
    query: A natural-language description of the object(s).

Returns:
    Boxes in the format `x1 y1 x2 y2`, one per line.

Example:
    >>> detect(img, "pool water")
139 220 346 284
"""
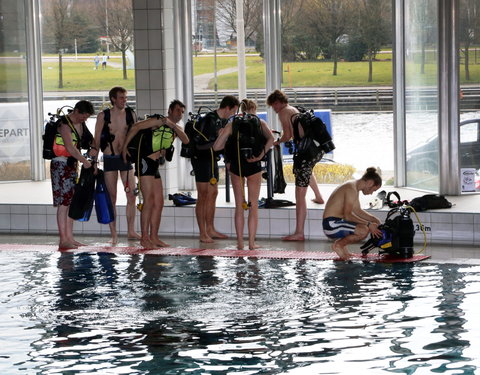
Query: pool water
1 251 479 374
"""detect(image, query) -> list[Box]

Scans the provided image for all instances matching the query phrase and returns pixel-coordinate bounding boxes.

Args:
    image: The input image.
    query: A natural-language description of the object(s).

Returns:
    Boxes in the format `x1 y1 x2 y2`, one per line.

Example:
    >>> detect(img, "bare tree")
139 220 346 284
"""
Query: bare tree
216 0 262 45
95 0 133 80
305 0 354 75
355 0 391 82
281 0 306 61
459 0 480 81
42 0 73 88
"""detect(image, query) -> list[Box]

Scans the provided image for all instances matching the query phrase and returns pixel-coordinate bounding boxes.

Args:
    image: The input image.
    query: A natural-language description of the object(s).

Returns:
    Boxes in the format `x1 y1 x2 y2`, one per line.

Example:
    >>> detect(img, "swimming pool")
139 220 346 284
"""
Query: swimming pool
1 250 479 374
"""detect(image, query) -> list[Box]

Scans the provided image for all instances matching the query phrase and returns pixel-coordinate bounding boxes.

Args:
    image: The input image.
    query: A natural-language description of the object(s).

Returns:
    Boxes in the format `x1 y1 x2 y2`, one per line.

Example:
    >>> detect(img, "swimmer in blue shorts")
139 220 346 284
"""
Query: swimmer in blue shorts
323 167 383 260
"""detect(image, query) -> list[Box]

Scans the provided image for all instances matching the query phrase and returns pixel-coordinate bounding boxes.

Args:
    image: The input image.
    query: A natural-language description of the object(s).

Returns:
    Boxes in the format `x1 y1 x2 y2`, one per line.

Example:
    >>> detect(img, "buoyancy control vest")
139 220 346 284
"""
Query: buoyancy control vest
291 108 335 159
126 115 175 162
225 113 266 161
52 116 93 158
100 107 136 154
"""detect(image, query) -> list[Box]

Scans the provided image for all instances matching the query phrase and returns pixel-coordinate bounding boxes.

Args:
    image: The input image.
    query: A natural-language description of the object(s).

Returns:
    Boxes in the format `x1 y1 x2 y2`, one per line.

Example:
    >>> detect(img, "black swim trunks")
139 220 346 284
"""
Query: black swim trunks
293 151 322 187
103 154 133 172
135 156 161 178
229 158 262 178
191 156 219 183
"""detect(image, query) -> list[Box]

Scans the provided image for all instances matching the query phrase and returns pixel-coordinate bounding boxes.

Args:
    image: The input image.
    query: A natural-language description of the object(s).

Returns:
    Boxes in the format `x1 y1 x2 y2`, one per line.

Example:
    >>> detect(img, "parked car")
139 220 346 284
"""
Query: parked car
406 118 480 175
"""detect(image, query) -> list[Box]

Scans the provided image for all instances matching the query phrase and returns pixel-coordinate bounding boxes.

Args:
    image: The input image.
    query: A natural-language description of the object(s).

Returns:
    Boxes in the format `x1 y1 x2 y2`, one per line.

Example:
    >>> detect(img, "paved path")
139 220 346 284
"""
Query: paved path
194 67 238 92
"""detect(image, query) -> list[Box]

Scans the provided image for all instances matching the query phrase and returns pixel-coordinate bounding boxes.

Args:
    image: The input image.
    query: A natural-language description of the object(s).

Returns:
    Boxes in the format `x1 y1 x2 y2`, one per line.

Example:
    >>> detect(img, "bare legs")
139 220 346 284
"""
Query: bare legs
104 169 141 244
231 171 262 250
309 175 324 204
149 177 169 247
195 181 227 243
282 185 308 241
332 225 369 260
57 205 84 249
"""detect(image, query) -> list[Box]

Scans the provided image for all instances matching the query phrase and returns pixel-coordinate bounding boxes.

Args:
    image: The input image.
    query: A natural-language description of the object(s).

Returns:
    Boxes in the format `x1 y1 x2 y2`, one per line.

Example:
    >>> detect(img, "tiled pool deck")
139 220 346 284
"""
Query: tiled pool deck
0 180 479 249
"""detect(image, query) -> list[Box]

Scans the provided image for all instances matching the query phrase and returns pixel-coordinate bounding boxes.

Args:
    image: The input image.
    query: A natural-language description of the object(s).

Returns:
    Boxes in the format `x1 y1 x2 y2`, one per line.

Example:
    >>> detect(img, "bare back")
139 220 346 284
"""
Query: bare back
323 181 360 219
278 104 310 139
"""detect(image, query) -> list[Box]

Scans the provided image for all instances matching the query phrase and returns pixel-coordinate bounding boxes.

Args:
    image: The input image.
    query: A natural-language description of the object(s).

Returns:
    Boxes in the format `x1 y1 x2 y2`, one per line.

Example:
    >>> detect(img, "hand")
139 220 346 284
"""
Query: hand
122 149 130 164
83 159 92 169
369 222 383 238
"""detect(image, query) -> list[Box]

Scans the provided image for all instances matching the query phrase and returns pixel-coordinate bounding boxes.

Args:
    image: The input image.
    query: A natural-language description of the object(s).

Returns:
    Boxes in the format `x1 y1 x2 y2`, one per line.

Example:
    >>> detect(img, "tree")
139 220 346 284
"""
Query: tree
95 0 133 80
355 0 391 82
42 0 73 88
304 0 354 75
281 0 306 62
216 0 262 46
459 0 480 81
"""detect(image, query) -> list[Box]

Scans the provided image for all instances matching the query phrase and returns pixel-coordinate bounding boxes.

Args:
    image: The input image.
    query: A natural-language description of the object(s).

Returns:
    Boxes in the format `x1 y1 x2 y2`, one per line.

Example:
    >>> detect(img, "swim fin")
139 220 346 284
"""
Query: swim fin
69 166 95 221
95 169 115 224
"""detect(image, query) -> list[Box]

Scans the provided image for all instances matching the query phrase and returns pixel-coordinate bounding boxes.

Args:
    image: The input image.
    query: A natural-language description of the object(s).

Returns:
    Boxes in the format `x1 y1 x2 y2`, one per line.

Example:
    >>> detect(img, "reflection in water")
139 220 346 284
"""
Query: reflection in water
0 252 479 374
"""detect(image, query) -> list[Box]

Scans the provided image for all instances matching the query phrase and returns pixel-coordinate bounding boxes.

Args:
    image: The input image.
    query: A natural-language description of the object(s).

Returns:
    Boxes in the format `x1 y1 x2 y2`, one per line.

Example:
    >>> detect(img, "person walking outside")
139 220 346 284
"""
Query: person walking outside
102 53 107 70
94 54 100 70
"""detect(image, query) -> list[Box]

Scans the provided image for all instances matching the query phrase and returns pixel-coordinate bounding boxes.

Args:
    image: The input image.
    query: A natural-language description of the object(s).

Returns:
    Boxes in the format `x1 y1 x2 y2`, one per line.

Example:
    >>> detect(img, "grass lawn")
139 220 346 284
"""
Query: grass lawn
215 59 394 89
42 56 135 91
3 52 480 92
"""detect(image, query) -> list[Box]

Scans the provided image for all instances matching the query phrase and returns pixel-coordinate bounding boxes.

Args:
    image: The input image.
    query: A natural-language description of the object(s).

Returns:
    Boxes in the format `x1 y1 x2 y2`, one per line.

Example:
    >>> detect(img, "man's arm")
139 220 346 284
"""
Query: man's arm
121 118 155 162
165 118 189 144
213 122 232 151
92 111 105 158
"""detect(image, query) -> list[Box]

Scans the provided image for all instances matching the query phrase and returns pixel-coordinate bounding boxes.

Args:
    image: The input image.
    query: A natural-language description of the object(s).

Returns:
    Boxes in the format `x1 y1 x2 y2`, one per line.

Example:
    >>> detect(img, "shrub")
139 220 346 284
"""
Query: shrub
344 37 368 62
283 162 355 184
0 161 31 181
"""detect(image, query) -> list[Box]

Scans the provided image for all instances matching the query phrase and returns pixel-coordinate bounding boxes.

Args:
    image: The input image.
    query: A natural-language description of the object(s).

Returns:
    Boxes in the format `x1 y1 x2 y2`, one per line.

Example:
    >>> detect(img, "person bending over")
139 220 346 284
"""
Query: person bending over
322 167 383 260
50 100 95 249
122 100 189 249
266 89 324 241
213 99 274 250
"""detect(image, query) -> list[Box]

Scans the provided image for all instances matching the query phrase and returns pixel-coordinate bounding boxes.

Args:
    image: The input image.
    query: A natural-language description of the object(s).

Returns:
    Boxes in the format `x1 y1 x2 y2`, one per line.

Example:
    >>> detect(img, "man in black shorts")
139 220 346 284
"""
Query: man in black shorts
93 87 140 243
191 95 239 243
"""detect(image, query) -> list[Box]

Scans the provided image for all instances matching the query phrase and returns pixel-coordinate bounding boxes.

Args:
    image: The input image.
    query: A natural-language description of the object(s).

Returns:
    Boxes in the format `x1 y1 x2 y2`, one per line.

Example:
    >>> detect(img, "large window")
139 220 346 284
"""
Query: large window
458 0 480 192
279 1 394 182
404 0 439 191
0 1 31 181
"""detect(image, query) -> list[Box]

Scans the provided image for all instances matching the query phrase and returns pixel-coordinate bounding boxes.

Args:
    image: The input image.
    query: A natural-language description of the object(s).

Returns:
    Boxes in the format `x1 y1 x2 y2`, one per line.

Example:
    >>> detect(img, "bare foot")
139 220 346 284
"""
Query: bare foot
59 242 78 250
249 243 261 250
150 238 170 247
209 231 228 239
109 235 118 245
140 238 155 249
237 243 244 250
311 198 325 204
200 235 214 243
128 232 142 240
282 233 305 241
73 240 86 246
332 240 351 260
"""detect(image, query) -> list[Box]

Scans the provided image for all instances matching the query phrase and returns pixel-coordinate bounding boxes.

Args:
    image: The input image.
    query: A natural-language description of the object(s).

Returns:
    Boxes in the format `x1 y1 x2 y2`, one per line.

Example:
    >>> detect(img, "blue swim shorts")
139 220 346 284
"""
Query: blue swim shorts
322 217 357 239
